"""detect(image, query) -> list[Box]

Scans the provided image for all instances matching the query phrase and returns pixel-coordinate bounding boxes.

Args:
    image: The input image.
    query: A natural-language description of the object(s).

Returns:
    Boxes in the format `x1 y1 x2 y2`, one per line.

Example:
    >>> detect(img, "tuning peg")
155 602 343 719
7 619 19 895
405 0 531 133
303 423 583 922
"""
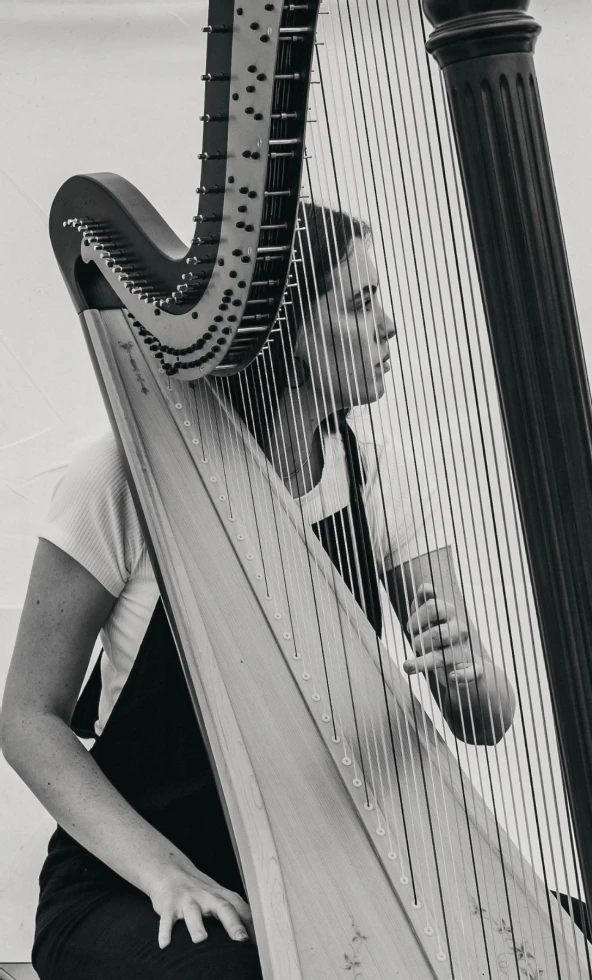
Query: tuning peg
201 72 230 81
202 24 232 33
194 236 218 245
198 151 227 160
200 114 228 123
193 213 222 223
196 185 221 195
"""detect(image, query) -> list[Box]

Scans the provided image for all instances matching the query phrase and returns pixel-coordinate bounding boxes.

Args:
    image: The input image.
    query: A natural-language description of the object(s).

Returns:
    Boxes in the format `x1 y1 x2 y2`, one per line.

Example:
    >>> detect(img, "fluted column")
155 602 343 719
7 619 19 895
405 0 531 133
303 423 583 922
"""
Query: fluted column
422 0 592 917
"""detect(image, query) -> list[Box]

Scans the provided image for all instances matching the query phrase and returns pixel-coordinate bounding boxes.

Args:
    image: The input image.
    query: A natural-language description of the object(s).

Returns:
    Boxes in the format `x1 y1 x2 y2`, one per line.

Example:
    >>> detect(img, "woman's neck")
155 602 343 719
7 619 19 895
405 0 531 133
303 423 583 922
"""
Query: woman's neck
267 388 329 495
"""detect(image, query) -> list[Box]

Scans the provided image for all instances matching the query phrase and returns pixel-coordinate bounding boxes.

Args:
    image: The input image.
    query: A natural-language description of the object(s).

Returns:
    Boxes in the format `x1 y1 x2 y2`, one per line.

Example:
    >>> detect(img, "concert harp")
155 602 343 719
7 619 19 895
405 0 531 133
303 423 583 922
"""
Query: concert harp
49 1 592 977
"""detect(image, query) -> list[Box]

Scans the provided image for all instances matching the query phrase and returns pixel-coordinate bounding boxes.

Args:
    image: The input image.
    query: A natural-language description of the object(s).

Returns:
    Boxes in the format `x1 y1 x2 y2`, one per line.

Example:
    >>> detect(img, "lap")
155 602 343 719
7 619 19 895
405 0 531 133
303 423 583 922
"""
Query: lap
33 880 262 980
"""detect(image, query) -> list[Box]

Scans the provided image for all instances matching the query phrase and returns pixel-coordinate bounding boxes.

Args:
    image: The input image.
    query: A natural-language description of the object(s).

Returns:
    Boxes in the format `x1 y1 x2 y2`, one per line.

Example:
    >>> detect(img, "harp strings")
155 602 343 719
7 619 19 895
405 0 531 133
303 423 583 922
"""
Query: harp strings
322 2 554 965
310 0 584 964
293 194 459 948
306 9 509 970
272 0 580 968
322 3 580 972
277 189 472 961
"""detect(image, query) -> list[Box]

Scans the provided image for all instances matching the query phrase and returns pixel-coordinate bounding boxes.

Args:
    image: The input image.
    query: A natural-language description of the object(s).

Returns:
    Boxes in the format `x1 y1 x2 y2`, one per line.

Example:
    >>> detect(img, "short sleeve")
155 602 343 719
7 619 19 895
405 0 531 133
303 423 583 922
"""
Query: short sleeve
362 428 448 571
40 433 144 597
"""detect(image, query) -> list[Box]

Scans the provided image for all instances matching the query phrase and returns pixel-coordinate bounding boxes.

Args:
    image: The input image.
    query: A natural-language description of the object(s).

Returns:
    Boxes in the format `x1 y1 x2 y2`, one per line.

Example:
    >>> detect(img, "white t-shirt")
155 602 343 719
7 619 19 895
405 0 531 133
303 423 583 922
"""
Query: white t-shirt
40 418 444 735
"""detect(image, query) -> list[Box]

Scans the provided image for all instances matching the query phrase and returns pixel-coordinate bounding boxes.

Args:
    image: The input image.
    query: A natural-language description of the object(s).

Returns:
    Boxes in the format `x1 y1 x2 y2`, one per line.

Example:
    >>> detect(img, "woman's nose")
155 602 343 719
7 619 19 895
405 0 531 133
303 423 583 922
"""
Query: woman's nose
376 310 396 342
384 314 396 341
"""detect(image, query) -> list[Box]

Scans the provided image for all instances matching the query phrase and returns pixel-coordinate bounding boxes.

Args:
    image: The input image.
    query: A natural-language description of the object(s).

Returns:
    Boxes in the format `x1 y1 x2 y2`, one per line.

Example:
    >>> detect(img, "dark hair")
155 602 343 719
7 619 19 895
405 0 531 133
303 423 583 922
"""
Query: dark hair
220 201 368 450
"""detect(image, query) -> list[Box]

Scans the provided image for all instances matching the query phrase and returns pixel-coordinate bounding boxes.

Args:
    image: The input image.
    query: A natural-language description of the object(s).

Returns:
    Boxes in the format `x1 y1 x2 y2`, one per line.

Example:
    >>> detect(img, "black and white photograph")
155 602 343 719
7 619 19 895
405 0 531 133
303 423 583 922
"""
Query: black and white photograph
1 1 592 977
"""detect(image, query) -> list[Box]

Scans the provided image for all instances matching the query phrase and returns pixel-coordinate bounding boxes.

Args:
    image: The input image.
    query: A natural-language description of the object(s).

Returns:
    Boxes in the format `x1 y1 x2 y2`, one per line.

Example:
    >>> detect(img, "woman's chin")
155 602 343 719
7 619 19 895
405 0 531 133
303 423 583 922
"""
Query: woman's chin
354 378 385 406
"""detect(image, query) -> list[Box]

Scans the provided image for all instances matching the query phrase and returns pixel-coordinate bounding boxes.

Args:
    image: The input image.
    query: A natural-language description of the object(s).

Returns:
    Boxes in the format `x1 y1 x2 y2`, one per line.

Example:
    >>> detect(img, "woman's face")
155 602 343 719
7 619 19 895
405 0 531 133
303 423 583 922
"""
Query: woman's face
295 237 396 411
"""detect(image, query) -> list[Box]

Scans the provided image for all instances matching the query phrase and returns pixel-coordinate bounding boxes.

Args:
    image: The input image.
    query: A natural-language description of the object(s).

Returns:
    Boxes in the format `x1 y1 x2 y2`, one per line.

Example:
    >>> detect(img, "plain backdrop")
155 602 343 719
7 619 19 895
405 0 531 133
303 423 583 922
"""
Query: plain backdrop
1 0 591 961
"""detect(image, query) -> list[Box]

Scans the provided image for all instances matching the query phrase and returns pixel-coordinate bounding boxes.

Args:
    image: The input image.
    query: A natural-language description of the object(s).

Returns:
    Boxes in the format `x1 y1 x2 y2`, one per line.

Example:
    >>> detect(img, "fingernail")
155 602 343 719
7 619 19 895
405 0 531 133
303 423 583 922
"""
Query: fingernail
235 930 248 941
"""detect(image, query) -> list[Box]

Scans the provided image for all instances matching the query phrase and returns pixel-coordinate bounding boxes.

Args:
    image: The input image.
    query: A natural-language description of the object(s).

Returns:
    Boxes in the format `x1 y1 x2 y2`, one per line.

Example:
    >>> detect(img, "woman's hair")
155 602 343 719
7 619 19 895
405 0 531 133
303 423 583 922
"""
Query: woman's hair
220 200 368 450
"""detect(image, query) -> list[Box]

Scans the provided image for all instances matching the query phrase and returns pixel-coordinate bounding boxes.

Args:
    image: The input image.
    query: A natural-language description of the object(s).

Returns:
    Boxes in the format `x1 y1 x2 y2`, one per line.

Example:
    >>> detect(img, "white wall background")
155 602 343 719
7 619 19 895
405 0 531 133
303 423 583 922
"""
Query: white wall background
0 0 590 961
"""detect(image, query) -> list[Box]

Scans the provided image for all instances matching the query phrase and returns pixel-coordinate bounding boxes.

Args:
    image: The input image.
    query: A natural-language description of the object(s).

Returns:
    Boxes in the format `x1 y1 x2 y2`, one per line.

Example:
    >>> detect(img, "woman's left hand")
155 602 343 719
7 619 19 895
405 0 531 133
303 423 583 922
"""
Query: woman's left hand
402 583 483 685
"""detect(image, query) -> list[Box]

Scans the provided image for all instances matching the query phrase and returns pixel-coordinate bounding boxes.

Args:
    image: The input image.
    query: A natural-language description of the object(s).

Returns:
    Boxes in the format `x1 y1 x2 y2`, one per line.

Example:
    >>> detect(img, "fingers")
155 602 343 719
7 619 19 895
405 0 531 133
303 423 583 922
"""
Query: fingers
158 909 175 949
404 649 483 683
409 582 436 616
404 648 443 675
183 901 208 944
234 895 256 943
407 596 450 636
449 662 484 683
155 887 253 950
411 620 467 653
210 898 250 942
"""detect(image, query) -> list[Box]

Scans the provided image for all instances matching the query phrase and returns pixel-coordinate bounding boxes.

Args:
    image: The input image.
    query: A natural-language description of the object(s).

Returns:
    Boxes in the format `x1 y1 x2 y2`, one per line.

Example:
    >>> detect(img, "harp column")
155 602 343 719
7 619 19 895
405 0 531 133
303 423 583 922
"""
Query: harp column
422 0 592 916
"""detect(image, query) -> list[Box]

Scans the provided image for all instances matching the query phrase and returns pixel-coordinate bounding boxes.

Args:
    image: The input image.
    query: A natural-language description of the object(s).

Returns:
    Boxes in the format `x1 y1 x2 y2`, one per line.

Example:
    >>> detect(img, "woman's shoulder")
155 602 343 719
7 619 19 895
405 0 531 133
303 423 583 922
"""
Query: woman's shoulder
41 431 145 596
62 431 128 490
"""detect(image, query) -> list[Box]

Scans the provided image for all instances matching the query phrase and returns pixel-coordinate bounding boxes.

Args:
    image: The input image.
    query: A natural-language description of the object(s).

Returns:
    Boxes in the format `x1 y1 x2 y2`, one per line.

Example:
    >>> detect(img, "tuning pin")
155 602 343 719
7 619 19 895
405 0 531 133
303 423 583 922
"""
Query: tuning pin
186 255 212 265
198 151 227 160
194 236 217 245
201 73 230 81
193 213 222 223
196 185 221 195
200 114 228 123
202 25 232 33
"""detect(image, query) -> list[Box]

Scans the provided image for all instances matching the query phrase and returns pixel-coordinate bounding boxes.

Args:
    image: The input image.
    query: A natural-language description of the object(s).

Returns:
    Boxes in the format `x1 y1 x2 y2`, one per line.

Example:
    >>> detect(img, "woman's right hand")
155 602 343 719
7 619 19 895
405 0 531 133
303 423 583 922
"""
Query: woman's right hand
149 864 254 948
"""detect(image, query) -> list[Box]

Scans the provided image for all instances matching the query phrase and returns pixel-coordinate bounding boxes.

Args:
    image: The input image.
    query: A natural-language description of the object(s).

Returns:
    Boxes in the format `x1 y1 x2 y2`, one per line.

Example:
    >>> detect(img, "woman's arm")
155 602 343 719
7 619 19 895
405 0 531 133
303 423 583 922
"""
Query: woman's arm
385 545 516 745
0 539 252 947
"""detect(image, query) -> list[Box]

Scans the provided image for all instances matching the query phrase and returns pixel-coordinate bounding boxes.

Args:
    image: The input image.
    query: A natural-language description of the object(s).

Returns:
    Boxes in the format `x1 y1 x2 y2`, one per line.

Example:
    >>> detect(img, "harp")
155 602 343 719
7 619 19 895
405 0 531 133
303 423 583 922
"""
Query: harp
49 1 592 977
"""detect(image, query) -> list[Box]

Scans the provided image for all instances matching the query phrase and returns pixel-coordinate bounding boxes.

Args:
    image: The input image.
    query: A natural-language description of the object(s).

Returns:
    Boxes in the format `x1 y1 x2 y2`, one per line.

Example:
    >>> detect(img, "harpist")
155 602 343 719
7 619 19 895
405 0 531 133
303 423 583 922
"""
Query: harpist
0 203 515 979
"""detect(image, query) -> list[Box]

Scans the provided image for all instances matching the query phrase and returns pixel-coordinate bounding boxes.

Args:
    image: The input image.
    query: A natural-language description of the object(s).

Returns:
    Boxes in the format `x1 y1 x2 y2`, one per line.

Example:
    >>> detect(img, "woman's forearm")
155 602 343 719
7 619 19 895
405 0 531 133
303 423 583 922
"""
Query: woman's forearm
1 712 195 893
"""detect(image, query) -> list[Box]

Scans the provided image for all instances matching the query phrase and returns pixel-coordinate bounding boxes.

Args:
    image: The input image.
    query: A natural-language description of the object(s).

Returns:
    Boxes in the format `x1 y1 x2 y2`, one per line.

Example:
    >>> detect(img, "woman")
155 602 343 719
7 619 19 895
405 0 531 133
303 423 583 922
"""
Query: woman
0 202 516 979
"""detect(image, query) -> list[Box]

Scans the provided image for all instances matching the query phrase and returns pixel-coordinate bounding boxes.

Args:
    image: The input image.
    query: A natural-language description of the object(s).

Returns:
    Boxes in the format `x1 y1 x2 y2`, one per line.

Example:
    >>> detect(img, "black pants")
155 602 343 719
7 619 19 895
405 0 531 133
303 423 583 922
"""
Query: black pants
32 874 262 980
